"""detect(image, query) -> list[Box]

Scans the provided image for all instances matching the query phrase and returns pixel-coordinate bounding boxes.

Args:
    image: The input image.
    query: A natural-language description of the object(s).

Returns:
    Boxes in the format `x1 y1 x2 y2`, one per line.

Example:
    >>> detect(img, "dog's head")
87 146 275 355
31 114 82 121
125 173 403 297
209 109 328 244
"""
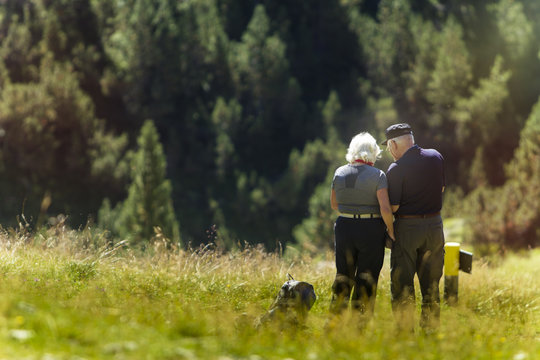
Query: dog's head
273 278 316 313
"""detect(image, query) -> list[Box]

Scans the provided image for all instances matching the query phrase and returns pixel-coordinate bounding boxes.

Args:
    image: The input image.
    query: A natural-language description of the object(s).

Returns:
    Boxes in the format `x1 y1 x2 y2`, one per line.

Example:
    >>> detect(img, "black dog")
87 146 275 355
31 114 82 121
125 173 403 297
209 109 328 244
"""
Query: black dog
258 274 316 326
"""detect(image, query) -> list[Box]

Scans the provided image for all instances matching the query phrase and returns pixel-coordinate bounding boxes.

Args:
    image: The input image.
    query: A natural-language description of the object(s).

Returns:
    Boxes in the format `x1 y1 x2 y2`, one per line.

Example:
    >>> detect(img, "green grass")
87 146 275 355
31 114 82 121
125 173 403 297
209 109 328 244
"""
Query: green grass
0 223 538 359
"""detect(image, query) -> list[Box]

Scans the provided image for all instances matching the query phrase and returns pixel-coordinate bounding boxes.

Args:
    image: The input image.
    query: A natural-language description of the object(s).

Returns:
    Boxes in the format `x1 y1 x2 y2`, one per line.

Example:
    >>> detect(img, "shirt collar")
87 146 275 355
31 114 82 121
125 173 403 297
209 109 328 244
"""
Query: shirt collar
404 144 419 156
397 144 420 162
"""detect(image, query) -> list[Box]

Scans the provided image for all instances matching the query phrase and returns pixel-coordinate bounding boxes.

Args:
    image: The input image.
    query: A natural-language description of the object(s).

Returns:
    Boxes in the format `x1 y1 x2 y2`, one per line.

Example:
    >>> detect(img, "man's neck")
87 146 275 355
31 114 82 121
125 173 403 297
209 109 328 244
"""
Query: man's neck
396 143 414 160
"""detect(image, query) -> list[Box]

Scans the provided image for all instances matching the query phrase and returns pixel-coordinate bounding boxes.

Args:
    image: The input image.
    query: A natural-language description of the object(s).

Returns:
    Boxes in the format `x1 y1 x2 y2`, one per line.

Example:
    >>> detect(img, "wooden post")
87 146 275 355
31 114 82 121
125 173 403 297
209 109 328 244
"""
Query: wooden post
444 242 460 305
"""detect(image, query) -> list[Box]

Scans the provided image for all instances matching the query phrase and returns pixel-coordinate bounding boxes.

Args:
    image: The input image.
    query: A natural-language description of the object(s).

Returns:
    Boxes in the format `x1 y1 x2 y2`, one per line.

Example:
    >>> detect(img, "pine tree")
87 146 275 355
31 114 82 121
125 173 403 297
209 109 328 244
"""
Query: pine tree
488 0 533 61
503 98 540 247
464 97 540 250
291 91 345 252
427 18 472 109
114 120 180 247
229 4 306 177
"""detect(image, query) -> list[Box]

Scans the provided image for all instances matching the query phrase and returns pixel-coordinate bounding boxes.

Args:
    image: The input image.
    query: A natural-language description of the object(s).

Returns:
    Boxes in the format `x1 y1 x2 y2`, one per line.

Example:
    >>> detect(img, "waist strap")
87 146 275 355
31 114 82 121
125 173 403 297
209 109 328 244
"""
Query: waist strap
340 213 381 219
396 211 440 219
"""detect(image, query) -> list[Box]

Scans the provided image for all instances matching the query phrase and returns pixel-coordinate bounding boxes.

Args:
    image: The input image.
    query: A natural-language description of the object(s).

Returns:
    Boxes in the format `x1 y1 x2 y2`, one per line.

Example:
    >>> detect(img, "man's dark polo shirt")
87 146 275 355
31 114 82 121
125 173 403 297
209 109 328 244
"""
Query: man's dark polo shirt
387 144 445 216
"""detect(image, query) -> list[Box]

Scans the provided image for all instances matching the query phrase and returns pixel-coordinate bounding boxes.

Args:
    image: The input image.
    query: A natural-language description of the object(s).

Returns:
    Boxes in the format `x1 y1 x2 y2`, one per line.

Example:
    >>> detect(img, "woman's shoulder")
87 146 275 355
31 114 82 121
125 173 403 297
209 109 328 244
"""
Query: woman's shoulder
334 163 352 174
370 166 386 176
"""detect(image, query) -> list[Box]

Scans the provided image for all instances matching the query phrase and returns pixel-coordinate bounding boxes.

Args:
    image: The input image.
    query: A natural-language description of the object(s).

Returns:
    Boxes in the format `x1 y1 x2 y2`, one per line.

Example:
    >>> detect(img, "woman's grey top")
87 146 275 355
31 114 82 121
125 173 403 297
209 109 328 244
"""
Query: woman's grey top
332 164 387 214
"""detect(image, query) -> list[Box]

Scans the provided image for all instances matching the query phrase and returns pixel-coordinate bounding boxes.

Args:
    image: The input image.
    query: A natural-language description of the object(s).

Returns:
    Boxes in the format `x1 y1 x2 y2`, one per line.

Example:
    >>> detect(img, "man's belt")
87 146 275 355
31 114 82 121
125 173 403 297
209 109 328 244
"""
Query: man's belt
396 212 440 219
340 213 381 219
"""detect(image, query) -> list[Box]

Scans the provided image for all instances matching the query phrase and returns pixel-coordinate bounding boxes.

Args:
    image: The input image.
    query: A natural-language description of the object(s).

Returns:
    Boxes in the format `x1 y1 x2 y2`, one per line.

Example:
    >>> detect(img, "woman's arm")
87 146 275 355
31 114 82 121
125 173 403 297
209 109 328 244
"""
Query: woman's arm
330 189 338 211
377 188 395 240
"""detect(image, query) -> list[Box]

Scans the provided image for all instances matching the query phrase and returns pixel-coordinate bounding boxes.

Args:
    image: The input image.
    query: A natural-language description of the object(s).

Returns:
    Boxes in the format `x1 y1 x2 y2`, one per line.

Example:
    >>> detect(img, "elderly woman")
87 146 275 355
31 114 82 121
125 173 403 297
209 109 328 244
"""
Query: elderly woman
330 132 395 314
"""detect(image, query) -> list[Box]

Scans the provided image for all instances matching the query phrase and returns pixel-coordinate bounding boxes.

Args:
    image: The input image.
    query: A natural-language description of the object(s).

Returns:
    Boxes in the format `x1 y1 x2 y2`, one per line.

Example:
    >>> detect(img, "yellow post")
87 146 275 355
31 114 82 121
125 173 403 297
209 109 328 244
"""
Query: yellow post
444 242 460 305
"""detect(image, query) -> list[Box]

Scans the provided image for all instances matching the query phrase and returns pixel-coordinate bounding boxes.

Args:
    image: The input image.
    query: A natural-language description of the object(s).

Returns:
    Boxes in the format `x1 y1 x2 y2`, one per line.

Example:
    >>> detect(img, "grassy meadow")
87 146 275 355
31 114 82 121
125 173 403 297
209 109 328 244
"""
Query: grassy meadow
0 220 538 360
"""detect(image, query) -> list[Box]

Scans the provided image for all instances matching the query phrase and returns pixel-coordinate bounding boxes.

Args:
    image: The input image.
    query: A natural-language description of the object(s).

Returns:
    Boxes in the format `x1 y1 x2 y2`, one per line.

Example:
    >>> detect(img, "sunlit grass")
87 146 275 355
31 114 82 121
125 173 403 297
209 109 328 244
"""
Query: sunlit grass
0 221 538 359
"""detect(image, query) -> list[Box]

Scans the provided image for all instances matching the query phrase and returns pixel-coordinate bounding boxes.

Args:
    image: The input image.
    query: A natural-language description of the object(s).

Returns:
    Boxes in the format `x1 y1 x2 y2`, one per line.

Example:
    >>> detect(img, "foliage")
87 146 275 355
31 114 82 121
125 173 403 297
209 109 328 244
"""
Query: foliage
463 97 540 251
0 0 540 250
489 0 534 61
348 0 415 98
427 18 472 110
292 91 346 252
292 178 336 254
228 4 306 177
452 56 513 186
100 120 180 247
0 55 128 224
452 56 510 146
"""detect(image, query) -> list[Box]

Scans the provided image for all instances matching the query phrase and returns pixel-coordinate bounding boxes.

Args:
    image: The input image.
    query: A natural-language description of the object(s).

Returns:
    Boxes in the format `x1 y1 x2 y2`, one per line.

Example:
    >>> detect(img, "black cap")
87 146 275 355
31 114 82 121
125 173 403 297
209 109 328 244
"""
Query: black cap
381 123 413 145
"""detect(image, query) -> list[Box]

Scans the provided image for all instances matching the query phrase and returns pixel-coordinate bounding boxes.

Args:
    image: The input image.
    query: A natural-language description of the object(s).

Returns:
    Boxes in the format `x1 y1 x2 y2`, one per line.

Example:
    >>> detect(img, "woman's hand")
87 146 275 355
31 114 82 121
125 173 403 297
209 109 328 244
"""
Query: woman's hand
385 231 395 249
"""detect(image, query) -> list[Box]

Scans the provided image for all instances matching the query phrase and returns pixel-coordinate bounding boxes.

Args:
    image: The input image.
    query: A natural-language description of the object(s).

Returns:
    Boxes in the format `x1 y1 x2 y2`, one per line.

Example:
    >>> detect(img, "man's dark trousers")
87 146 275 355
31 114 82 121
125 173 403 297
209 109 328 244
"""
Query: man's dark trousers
390 215 444 329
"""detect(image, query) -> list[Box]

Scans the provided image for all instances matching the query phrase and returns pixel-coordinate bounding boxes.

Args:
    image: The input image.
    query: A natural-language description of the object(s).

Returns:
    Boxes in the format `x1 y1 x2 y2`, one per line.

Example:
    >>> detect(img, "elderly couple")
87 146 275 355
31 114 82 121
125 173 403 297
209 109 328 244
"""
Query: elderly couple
330 123 445 331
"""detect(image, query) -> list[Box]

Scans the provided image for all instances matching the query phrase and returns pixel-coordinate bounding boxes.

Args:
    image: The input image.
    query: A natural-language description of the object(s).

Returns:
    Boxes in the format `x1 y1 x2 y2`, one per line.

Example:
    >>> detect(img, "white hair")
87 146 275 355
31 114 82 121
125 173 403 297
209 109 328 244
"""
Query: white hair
345 132 382 164
389 133 415 146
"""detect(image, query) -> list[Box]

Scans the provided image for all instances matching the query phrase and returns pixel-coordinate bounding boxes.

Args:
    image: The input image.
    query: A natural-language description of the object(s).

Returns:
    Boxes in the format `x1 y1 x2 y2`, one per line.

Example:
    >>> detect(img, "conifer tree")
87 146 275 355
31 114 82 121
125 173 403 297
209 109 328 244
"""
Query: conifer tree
229 4 306 177
292 91 345 252
114 120 180 247
464 97 540 250
502 98 540 247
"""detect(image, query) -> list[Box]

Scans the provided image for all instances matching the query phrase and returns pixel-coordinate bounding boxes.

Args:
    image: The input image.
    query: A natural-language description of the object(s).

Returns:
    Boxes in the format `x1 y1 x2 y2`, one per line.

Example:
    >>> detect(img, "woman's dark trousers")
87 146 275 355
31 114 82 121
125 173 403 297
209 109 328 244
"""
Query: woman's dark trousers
330 217 385 314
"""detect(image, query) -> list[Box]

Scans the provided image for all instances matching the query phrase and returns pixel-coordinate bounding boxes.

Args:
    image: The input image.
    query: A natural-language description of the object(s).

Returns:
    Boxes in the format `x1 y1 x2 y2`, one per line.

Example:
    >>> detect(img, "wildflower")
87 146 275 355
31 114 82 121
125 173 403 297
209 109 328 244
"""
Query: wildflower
14 316 25 326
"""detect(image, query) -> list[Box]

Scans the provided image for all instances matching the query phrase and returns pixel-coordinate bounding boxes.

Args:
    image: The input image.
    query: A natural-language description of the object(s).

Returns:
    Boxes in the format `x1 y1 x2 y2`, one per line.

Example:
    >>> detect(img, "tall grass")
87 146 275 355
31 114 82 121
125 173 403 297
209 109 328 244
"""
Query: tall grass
0 222 538 359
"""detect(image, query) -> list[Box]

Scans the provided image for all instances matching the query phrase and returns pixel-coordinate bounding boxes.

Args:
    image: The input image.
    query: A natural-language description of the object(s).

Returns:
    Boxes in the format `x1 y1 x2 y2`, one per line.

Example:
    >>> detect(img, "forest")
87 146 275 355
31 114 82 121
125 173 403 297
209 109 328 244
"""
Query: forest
0 0 539 252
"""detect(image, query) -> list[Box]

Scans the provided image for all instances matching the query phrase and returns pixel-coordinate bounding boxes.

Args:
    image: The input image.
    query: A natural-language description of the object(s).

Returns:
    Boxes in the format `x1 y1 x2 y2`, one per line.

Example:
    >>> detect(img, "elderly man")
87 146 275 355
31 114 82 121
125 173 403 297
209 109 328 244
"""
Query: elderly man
382 123 445 331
